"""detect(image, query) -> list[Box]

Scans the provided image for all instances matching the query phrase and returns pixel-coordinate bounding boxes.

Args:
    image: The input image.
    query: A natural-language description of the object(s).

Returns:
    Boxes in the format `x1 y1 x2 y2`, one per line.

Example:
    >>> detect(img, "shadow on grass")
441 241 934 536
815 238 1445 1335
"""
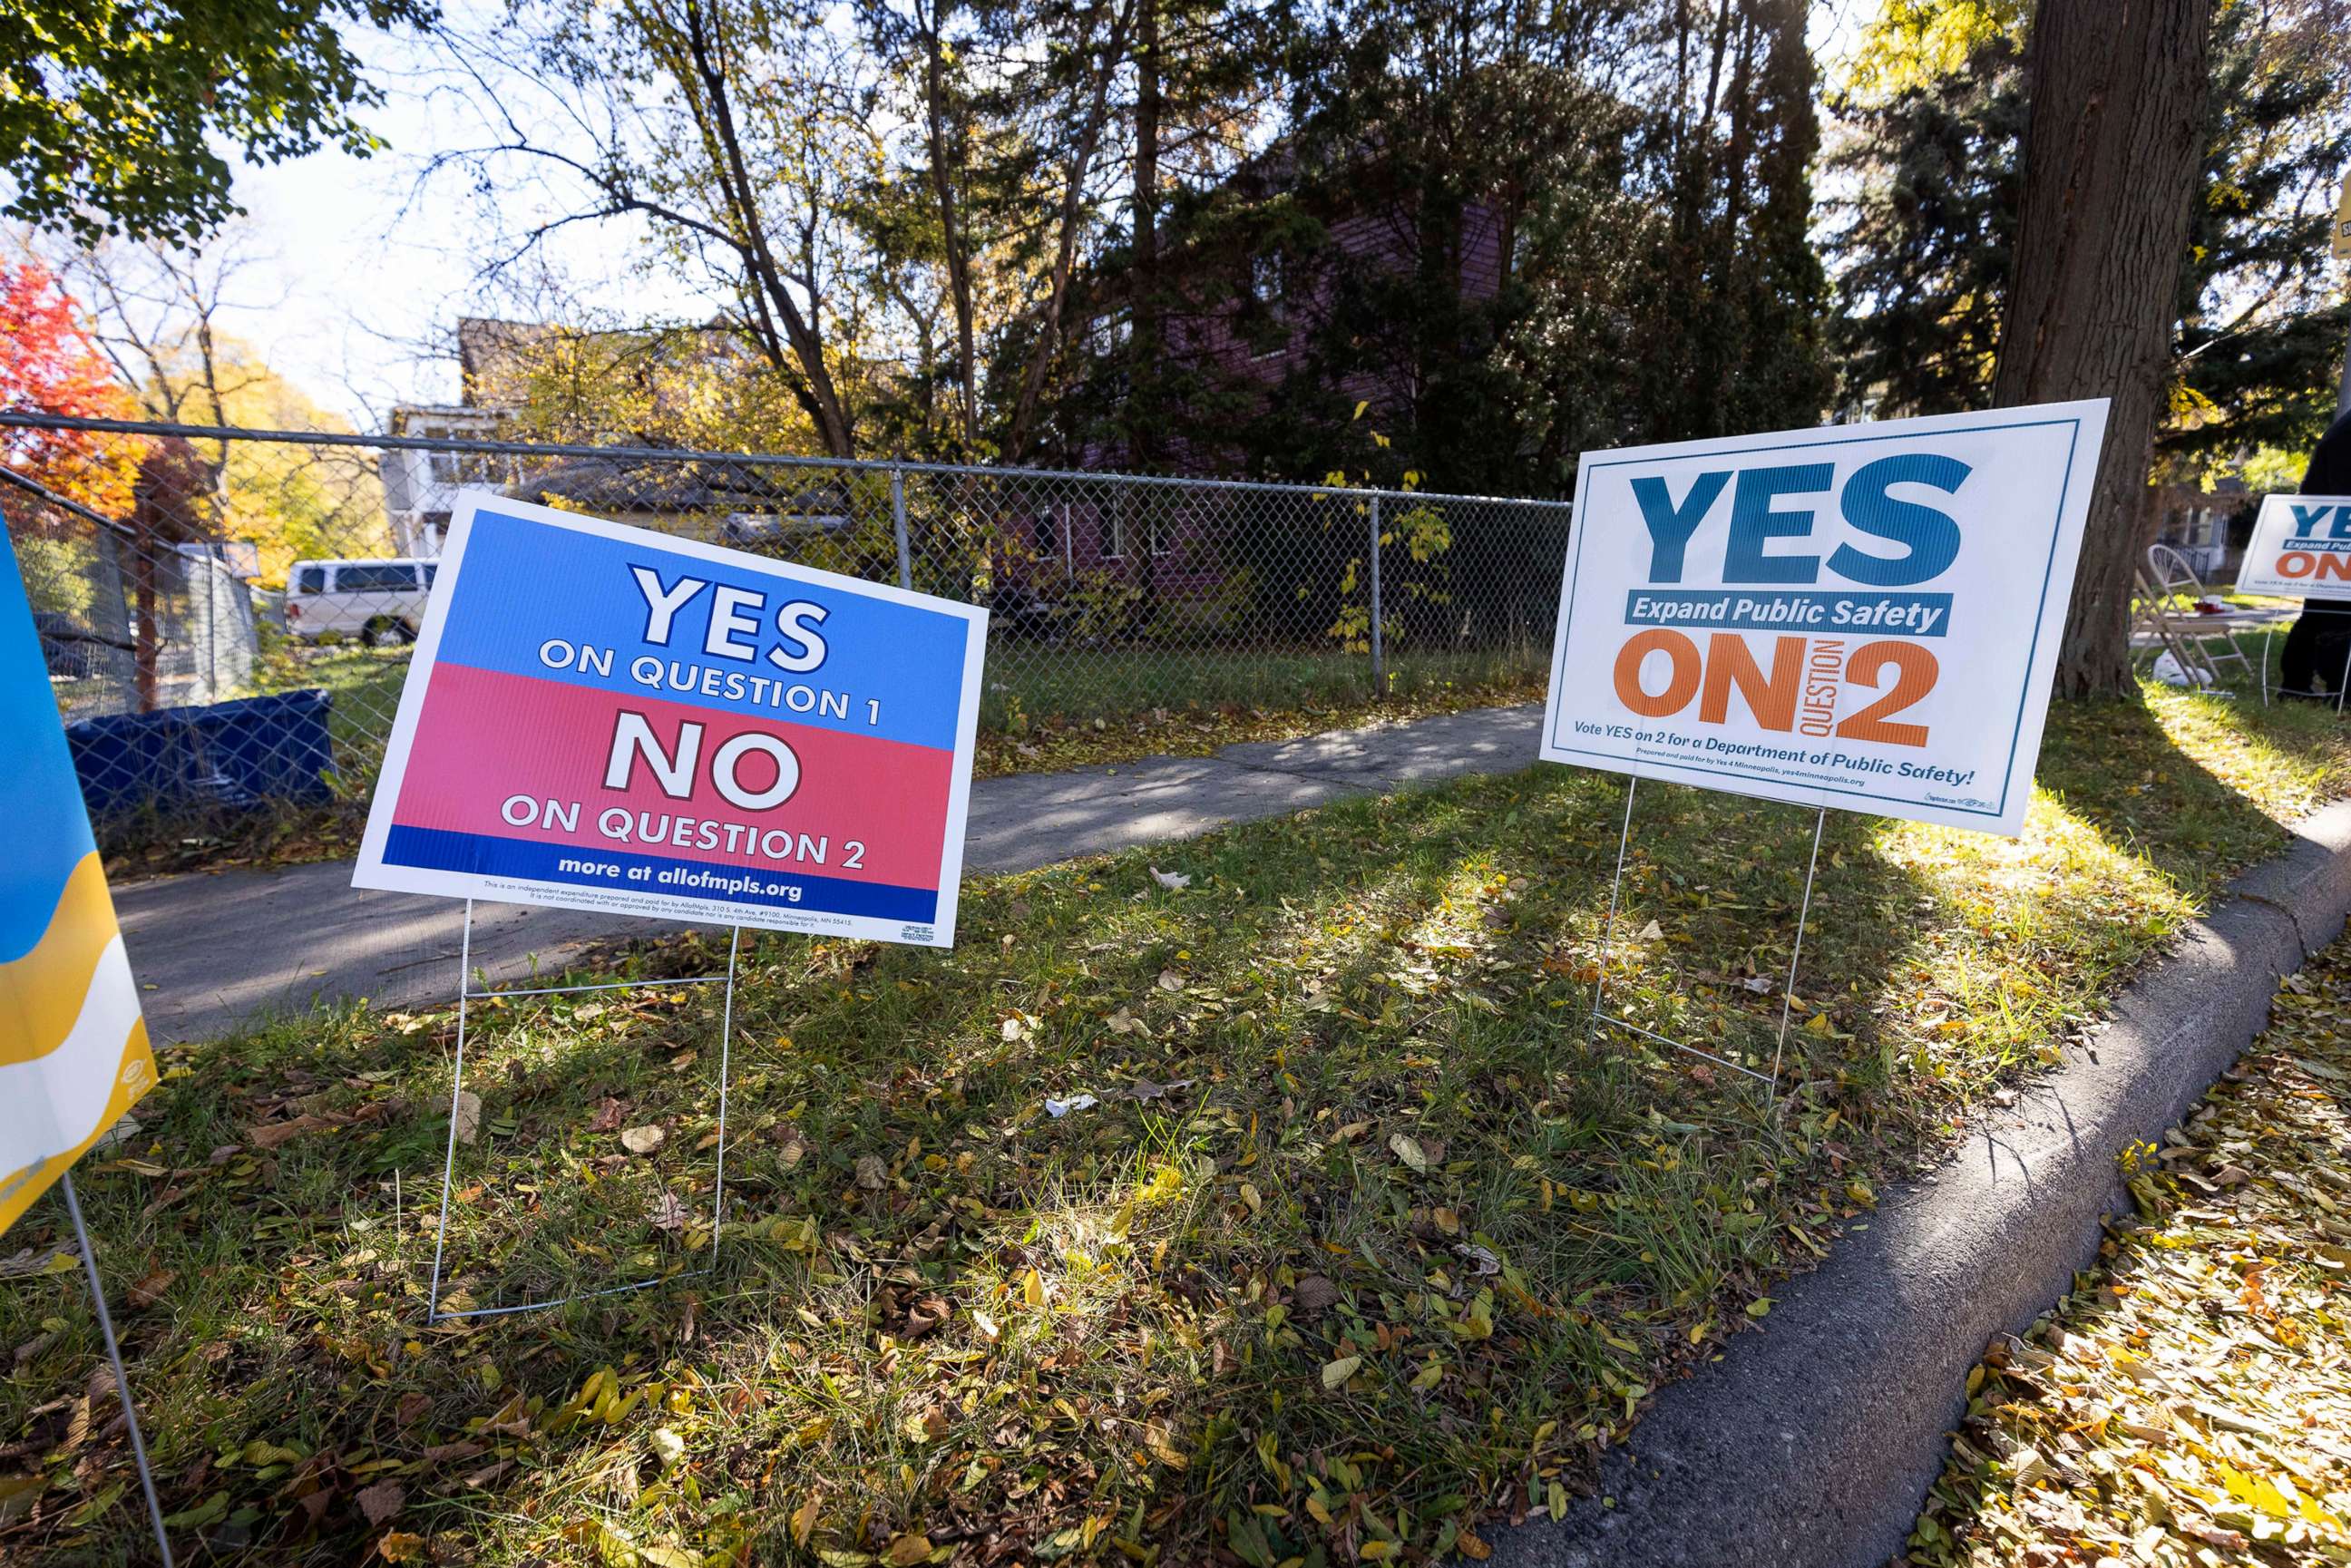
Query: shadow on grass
2037 687 2345 888
8 687 2344 1566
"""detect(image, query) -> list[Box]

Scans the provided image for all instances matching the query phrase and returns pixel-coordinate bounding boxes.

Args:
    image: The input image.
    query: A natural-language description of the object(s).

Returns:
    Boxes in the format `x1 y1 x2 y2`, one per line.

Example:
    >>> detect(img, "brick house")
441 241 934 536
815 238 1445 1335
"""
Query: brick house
1001 153 1514 634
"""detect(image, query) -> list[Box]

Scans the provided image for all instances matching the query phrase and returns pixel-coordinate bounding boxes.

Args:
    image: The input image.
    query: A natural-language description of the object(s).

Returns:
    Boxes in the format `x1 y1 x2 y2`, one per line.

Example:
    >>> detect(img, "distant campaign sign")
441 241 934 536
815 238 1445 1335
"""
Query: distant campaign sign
1539 403 2109 836
2229 492 2351 599
355 495 989 947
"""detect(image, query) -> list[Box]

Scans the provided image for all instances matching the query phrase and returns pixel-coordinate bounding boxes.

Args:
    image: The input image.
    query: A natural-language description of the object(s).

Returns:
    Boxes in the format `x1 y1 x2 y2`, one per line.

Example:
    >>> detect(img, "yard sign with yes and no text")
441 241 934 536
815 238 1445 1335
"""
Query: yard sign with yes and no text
354 493 990 946
1540 402 2110 835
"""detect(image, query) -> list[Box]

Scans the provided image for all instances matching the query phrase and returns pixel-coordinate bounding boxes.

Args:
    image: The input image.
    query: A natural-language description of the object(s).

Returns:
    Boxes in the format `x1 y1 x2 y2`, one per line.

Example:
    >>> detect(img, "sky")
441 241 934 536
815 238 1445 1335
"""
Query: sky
186 11 715 430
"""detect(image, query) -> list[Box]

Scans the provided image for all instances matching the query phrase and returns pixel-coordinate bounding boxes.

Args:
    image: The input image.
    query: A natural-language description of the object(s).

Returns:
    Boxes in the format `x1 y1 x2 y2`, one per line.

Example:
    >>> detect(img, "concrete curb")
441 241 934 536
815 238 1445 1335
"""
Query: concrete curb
1485 799 2351 1568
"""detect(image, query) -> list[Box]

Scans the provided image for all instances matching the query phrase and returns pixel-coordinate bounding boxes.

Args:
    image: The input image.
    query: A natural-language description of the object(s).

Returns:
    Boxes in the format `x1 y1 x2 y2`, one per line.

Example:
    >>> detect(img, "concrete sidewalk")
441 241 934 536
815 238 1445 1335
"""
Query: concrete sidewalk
116 703 1542 1043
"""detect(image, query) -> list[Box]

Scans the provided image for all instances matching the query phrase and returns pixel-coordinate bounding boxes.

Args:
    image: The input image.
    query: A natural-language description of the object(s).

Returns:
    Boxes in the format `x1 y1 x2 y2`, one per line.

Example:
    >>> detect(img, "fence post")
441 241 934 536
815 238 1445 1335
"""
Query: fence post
891 466 912 590
1369 493 1385 699
204 555 219 702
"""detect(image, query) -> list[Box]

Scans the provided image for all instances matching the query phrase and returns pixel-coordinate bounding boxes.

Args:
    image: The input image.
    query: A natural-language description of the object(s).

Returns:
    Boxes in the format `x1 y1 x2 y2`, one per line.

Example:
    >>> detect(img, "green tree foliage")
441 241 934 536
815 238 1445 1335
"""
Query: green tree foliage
1629 0 1832 448
1822 34 2022 420
1839 0 2026 100
1097 0 1831 500
1828 0 2350 475
2169 2 2351 469
0 0 436 245
458 0 1836 484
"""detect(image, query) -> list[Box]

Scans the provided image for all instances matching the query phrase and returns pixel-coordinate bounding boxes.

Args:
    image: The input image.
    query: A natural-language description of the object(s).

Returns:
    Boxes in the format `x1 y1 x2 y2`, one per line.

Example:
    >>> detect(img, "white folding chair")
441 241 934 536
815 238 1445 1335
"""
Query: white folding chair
2139 543 2255 689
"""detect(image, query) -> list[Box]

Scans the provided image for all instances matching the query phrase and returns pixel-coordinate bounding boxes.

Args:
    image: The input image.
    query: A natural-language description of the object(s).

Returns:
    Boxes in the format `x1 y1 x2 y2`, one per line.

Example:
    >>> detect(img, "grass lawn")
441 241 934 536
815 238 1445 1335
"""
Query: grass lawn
12 685 2348 1566
1903 930 2351 1567
976 643 1542 733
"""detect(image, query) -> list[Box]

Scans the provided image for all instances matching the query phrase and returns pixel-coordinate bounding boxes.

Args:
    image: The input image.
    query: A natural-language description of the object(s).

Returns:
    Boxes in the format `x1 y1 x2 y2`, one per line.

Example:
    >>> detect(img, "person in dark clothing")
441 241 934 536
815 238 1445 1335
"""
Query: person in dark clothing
2277 407 2351 700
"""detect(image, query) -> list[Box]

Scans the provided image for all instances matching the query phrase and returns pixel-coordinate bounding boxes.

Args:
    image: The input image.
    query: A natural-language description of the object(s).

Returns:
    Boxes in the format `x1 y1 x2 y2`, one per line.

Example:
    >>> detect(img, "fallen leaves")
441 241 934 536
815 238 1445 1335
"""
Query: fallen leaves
1293 1274 1340 1320
354 1480 405 1527
248 1114 334 1150
619 1124 666 1155
22 687 2349 1568
1908 939 2351 1566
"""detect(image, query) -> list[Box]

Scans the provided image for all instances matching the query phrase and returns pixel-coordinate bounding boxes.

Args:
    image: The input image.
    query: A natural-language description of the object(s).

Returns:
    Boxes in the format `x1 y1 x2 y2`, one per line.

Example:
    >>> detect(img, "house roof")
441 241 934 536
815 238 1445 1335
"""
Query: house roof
517 446 851 519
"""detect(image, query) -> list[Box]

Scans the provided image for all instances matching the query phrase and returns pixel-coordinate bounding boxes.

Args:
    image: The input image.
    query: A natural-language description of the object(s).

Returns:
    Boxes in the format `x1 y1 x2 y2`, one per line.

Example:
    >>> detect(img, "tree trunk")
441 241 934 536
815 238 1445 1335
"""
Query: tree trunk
918 0 980 455
1001 0 1136 463
1991 0 2210 699
128 531 161 715
678 0 859 459
1127 0 1161 470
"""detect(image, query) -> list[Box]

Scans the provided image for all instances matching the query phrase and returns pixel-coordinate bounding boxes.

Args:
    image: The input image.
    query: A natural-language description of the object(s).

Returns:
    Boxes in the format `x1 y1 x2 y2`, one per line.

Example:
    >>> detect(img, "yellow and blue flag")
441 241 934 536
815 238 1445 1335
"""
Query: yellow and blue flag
0 527 155 1234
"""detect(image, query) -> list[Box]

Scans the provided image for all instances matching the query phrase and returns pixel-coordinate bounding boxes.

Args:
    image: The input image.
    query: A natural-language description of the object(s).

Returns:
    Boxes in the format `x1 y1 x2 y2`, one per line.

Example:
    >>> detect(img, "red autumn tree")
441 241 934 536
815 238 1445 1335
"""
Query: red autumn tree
0 258 141 516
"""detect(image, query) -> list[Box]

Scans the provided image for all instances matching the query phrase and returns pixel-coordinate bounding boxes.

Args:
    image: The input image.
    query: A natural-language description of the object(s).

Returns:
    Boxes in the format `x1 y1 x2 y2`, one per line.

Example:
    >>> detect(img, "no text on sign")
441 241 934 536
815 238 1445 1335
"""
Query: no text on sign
2229 493 2351 600
1539 402 2109 836
355 494 989 946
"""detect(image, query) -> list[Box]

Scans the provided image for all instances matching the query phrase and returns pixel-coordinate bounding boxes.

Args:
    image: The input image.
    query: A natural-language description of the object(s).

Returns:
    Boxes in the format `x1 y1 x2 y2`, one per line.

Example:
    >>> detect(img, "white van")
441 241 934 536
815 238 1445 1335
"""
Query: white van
284 559 439 646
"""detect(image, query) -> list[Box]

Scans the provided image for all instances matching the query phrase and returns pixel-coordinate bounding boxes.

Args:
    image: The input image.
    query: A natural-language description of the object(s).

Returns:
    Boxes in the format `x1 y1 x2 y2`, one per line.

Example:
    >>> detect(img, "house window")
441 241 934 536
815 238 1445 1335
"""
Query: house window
1249 252 1288 358
1252 252 1285 315
1102 506 1129 560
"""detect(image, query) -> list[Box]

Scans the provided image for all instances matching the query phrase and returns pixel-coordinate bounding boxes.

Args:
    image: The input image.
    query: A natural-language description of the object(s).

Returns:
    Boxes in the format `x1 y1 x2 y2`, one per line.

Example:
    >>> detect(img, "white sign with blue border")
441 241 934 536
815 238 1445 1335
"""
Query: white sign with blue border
2231 492 2351 599
1539 402 2110 836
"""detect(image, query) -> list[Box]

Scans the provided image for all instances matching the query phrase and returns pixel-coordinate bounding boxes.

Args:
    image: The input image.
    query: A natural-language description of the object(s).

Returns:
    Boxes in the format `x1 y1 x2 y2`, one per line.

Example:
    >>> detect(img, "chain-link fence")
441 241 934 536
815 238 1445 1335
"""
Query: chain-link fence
1 413 1573 847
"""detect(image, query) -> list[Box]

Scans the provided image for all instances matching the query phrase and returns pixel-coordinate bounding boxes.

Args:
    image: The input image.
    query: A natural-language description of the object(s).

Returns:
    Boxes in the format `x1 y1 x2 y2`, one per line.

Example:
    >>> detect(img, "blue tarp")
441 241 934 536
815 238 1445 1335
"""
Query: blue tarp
67 688 337 818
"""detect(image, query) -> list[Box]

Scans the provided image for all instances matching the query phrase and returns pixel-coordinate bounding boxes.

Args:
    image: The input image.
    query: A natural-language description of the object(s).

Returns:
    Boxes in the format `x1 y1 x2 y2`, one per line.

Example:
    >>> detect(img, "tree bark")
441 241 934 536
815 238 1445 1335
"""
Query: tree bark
1127 0 1161 469
1000 0 1136 463
915 0 981 456
1991 0 2210 699
675 0 859 458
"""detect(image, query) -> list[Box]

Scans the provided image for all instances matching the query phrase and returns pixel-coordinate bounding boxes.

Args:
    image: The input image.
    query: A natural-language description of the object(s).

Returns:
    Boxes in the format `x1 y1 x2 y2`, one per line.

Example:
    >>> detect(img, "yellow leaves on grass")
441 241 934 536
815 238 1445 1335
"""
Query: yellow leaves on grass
1449 1290 1497 1342
1908 939 2351 1566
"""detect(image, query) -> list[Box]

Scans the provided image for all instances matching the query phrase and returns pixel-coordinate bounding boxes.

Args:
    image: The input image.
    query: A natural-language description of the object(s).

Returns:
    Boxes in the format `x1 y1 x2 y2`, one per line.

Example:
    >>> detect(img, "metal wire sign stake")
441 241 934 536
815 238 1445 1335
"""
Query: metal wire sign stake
1583 774 1829 1096
347 494 991 1328
60 1172 176 1566
424 904 745 1323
